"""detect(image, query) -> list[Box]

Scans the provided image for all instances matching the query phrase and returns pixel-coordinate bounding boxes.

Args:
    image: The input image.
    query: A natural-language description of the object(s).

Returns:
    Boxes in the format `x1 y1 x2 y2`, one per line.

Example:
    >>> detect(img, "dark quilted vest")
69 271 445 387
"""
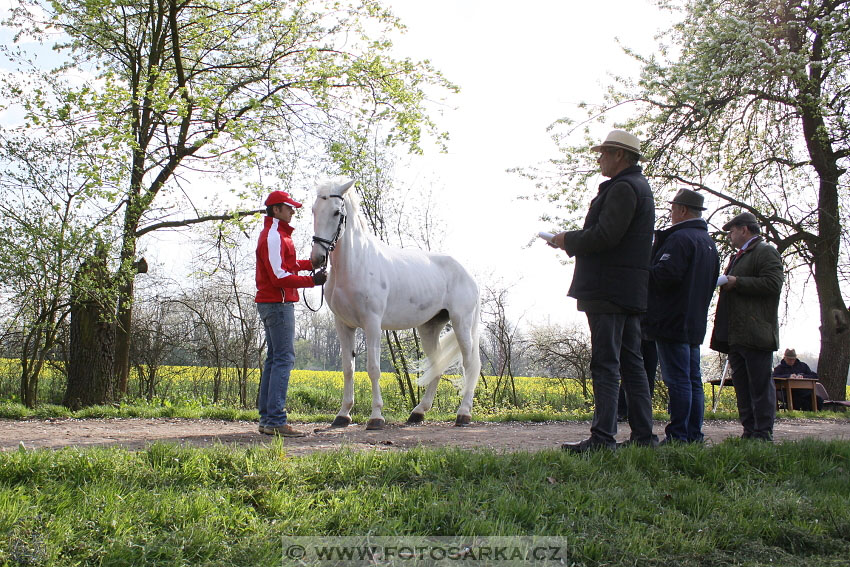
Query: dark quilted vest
567 167 655 312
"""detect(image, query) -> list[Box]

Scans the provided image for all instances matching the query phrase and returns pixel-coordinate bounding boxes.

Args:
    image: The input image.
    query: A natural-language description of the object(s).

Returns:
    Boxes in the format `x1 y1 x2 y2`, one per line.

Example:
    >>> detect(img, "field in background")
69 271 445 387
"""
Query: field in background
3 359 848 422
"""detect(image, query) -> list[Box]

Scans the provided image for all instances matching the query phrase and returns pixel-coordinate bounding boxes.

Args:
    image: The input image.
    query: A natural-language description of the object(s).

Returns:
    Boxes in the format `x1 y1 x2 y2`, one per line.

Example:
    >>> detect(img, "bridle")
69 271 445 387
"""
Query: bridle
311 194 346 266
304 193 346 312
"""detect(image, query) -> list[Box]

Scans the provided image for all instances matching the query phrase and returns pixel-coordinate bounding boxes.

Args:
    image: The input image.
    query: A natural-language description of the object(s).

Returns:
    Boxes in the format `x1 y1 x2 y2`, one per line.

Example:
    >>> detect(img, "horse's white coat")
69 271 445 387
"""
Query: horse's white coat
310 179 482 426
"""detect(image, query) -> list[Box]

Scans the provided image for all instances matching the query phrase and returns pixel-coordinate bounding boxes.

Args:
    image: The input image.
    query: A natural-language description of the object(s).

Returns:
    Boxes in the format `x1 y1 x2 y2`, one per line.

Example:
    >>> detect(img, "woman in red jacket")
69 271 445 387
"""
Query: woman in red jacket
255 190 326 437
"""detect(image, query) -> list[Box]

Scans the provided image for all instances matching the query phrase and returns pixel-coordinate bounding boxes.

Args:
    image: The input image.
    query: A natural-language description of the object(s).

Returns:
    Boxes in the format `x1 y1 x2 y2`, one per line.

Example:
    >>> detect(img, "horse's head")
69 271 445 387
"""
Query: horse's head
310 178 354 269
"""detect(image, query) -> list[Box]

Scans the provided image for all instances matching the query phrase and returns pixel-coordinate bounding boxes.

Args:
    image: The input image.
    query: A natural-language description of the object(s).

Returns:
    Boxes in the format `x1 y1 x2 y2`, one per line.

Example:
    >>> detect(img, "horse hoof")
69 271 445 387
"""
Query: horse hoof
365 418 386 430
330 416 352 428
406 412 425 425
454 415 471 427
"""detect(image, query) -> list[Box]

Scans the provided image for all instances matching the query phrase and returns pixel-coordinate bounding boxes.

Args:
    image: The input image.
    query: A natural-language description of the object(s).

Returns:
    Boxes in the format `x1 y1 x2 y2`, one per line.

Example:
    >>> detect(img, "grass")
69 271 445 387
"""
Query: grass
1 440 849 566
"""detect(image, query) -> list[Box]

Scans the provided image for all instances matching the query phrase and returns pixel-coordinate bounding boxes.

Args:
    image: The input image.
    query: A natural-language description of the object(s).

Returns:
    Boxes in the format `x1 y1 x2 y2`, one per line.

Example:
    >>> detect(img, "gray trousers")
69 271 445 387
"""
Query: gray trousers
586 312 657 445
729 346 776 440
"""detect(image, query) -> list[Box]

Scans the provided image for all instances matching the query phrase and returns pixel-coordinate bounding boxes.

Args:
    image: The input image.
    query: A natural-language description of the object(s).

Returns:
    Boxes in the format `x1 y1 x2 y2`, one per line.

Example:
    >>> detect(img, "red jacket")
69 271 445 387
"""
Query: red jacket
255 216 315 303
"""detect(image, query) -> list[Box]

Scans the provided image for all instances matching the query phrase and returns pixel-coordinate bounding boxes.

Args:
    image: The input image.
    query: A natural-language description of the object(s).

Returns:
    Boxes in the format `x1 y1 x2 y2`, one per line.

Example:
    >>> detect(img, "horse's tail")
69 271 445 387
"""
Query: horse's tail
416 329 463 390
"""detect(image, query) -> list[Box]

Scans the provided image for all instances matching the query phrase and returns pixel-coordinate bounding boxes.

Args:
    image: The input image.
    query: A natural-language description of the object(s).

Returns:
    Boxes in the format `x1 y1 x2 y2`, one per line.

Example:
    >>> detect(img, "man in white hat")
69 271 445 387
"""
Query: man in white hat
551 130 658 452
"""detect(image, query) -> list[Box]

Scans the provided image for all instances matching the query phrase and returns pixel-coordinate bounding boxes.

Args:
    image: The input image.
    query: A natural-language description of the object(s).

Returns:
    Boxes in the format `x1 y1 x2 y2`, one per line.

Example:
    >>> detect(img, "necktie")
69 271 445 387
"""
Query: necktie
725 249 744 275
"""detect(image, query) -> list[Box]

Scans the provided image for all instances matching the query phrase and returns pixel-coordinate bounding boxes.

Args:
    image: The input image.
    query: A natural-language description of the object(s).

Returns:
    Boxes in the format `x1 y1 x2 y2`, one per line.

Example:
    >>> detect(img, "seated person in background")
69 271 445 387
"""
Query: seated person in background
772 348 823 410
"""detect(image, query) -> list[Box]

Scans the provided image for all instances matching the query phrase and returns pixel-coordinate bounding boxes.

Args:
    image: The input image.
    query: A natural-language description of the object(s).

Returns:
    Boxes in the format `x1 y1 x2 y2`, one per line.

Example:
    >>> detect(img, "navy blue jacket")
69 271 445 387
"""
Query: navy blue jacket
772 359 817 378
644 217 719 344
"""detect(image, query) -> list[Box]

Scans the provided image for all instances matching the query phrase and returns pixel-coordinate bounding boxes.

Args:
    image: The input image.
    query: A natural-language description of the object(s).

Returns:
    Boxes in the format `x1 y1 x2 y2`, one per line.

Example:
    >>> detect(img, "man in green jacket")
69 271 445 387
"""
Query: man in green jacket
710 212 784 441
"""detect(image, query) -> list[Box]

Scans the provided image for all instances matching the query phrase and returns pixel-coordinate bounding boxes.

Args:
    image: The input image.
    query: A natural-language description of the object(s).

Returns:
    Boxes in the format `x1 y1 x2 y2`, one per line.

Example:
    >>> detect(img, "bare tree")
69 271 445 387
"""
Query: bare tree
480 284 525 408
129 297 184 402
528 323 593 404
295 307 347 371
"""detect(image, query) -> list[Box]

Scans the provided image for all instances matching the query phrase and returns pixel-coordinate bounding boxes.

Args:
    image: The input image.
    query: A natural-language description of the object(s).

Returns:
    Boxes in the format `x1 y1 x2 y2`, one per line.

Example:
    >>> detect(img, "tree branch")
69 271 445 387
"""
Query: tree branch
135 209 263 237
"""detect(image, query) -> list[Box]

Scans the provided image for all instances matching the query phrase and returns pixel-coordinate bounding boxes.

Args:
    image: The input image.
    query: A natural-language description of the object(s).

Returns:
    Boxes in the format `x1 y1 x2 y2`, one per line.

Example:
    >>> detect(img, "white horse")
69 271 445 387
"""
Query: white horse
309 178 482 429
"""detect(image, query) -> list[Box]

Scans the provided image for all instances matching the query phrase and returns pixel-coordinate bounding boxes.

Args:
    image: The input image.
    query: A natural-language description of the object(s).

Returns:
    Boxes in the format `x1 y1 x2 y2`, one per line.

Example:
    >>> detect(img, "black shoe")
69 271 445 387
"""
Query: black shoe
741 433 772 442
617 437 659 449
561 437 615 453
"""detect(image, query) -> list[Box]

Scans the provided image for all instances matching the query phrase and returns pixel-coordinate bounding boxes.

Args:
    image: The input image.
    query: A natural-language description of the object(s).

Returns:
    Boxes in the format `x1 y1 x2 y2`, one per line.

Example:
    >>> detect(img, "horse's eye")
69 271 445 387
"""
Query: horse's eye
333 210 340 217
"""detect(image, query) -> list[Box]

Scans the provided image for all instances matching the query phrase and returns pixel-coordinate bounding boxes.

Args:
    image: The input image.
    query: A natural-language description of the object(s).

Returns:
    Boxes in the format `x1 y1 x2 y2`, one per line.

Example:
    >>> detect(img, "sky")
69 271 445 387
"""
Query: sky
375 0 823 358
378 0 667 306
0 0 825 359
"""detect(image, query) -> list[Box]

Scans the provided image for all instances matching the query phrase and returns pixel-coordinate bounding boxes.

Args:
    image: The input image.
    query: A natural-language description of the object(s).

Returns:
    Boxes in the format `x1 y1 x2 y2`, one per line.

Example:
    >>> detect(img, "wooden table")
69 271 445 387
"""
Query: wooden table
708 376 819 413
772 377 819 413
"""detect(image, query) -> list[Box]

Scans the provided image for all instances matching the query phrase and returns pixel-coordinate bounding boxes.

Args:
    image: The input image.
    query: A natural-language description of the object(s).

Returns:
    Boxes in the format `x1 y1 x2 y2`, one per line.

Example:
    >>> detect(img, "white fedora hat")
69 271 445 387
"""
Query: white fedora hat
591 130 646 161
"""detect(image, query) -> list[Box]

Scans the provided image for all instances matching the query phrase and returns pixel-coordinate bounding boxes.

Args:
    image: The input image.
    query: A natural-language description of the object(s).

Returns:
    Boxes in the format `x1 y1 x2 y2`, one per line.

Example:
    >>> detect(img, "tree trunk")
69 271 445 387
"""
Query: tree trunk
114 162 147 397
114 280 134 398
20 355 39 409
64 251 115 409
20 331 39 408
813 253 850 401
114 242 147 398
811 164 850 400
796 52 850 400
240 361 248 408
809 164 849 401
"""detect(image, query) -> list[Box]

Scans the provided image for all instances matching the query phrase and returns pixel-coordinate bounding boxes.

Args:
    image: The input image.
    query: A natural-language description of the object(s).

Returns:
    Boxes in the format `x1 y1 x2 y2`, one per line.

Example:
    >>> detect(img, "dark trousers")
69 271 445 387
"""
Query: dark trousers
618 339 657 420
586 313 656 446
729 346 776 440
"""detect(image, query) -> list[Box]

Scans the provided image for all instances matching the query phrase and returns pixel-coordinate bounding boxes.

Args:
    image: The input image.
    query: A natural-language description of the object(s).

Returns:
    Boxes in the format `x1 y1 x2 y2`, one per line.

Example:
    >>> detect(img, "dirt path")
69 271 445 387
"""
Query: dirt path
2 417 849 456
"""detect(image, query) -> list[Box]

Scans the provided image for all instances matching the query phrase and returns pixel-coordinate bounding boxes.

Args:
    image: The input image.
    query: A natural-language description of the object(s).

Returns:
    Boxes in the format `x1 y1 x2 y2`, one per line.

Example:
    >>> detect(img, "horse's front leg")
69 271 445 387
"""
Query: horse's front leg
363 322 385 430
331 322 356 428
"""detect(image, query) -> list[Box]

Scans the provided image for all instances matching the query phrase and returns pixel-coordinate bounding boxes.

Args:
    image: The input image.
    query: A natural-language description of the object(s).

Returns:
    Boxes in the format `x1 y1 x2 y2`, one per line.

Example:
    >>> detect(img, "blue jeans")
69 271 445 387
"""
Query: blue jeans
586 313 656 446
656 339 704 442
257 302 295 427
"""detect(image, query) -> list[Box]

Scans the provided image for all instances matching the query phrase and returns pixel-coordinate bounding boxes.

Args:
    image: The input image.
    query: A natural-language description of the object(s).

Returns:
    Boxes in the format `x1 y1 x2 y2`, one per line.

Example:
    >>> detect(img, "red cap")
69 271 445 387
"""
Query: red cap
264 190 302 208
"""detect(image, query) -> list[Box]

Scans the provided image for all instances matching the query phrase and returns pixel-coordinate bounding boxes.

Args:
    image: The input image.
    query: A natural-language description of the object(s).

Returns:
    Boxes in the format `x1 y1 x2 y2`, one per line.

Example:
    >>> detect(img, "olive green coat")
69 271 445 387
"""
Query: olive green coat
710 239 784 353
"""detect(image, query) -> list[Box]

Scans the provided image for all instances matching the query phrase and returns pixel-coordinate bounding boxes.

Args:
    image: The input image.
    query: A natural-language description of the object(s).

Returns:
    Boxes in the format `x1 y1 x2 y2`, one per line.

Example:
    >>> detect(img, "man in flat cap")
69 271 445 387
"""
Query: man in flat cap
551 130 658 452
255 190 327 438
644 189 719 444
710 210 784 440
772 348 822 410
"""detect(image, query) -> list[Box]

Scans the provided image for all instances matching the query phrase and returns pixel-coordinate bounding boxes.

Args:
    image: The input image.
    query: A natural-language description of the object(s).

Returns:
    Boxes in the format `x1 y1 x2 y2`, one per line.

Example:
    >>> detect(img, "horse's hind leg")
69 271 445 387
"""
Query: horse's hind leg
331 322 356 427
407 320 443 424
453 312 482 427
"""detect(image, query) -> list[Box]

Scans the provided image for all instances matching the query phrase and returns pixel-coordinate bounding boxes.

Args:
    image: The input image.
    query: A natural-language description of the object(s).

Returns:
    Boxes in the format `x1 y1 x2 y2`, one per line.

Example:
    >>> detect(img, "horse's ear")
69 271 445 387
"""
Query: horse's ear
340 179 355 194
